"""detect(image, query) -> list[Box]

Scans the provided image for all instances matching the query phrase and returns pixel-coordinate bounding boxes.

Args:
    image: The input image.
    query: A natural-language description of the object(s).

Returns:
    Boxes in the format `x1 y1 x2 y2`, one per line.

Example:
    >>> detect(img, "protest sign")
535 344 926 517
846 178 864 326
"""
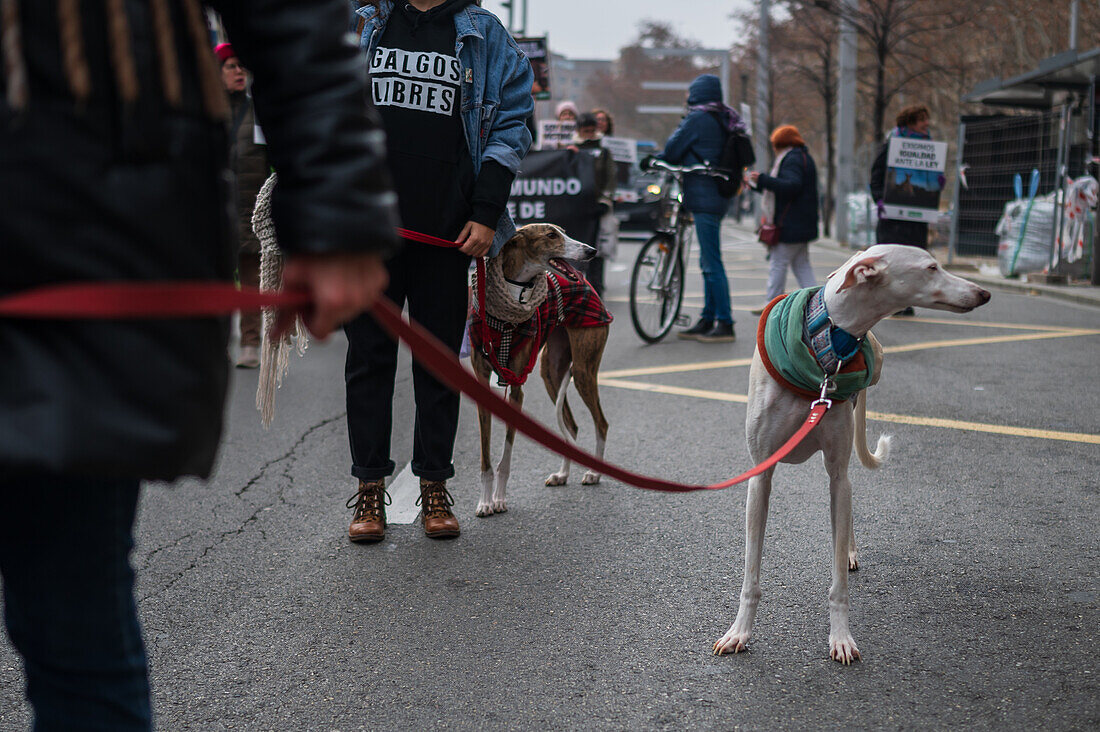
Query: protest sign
516 37 550 100
882 137 947 223
601 136 639 201
538 120 575 150
509 149 600 246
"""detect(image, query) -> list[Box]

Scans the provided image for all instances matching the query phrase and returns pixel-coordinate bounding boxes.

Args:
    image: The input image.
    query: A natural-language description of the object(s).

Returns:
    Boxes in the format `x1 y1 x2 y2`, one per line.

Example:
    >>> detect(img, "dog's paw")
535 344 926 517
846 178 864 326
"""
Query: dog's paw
545 472 568 486
491 498 508 514
712 629 750 656
581 471 601 485
829 634 862 665
475 502 495 517
848 551 860 572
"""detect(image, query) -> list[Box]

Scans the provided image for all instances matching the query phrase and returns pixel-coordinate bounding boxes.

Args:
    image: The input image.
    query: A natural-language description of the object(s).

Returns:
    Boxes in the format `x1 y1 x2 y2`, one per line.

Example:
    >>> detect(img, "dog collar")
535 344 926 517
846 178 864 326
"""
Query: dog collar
504 276 537 305
803 288 862 376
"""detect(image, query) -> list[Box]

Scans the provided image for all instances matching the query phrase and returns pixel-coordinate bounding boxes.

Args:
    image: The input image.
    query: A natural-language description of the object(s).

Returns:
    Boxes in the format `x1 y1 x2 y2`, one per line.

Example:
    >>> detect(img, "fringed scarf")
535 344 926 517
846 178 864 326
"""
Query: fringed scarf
252 173 310 428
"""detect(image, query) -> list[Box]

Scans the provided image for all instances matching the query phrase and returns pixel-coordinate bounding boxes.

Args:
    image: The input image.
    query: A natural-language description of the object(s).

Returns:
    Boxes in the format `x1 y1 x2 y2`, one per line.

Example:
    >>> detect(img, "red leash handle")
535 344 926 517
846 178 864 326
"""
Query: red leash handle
0 281 309 318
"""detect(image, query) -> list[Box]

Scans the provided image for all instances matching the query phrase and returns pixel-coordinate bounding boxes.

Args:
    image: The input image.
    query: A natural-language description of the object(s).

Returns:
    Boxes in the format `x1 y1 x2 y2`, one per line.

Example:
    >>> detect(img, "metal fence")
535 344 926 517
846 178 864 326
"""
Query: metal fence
955 111 1094 261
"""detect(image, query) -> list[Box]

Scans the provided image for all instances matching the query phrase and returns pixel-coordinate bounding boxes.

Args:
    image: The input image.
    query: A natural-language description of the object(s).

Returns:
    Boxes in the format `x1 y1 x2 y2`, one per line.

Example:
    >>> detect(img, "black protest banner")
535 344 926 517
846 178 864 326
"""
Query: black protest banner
508 149 601 246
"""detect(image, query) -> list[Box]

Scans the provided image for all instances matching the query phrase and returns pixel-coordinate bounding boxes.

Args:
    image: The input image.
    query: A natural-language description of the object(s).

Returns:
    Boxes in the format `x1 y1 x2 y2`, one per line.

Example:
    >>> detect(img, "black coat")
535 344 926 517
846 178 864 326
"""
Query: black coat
870 140 928 248
756 146 820 243
0 0 400 480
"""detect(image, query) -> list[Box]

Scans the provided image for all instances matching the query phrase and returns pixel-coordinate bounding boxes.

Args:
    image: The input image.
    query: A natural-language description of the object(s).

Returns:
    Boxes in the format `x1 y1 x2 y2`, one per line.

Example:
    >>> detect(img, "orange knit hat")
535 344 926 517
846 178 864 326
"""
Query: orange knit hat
770 125 805 149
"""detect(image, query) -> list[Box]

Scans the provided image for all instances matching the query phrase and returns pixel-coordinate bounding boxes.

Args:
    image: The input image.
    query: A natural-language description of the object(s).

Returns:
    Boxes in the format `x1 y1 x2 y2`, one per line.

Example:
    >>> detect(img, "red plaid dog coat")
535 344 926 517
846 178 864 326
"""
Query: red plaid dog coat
469 260 613 386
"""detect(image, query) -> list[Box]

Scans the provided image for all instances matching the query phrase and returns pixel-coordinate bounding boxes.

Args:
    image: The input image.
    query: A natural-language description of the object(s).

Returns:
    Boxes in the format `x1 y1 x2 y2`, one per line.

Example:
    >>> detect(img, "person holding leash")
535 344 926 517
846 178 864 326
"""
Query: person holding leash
345 0 533 542
659 74 745 343
0 2 398 729
745 125 820 313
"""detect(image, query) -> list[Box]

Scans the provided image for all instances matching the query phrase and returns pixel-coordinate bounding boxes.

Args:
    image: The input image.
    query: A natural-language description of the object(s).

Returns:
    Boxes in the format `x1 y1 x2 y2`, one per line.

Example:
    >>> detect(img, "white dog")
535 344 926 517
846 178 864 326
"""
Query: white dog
713 245 991 664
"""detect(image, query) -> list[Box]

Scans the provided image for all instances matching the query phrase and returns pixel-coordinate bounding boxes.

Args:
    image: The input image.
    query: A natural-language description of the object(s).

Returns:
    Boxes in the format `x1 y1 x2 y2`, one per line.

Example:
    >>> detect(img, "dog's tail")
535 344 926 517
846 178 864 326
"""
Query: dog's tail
555 366 576 442
853 389 892 469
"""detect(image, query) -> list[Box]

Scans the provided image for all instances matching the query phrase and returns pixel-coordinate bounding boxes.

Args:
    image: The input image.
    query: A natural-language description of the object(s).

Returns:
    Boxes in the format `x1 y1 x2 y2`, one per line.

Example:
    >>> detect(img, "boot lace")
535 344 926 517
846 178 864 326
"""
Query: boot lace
415 481 455 519
346 481 390 523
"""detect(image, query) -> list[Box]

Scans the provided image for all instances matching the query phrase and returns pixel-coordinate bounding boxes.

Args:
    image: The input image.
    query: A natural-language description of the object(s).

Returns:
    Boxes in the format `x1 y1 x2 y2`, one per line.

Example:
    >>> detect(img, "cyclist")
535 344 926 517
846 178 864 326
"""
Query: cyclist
657 74 747 343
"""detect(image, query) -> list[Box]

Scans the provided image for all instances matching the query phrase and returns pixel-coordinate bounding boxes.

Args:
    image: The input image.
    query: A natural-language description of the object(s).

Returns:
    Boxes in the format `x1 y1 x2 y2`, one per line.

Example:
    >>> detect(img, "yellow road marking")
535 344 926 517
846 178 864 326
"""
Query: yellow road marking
603 289 768 304
600 379 1100 444
601 329 1099 378
882 329 1100 353
601 378 748 403
864 410 1100 444
602 359 753 378
893 316 1095 333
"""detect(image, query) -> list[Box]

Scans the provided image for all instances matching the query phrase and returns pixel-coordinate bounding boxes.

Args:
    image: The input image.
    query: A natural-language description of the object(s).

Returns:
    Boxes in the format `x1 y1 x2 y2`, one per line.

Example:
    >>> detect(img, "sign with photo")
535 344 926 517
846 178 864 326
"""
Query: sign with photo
882 137 947 223
601 136 638 200
515 36 550 100
537 120 575 150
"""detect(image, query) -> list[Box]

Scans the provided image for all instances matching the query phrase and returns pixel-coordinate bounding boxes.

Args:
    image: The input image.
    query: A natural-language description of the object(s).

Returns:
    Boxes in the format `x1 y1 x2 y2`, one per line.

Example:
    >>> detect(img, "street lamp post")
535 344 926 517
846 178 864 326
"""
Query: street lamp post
834 0 858 247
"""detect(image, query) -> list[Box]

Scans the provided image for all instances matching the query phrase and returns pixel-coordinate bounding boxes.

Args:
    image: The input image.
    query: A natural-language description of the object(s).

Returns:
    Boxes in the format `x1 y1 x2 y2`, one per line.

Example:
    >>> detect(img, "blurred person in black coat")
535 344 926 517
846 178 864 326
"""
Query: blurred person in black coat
0 2 398 728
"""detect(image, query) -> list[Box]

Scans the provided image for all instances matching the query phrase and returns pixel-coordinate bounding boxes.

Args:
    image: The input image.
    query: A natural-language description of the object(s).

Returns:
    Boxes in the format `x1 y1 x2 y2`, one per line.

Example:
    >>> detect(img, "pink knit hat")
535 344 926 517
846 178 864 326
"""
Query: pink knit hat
214 43 236 65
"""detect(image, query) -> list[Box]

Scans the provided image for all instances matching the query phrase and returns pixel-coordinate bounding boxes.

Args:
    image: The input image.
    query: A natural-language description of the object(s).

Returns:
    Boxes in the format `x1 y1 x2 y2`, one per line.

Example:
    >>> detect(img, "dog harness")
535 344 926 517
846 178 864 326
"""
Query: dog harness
469 260 612 387
803 287 863 375
758 287 877 402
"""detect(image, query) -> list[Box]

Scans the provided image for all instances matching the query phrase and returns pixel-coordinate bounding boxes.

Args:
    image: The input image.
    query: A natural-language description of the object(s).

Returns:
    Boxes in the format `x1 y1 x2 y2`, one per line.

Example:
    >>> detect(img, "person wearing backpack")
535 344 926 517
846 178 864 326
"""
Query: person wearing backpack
745 125 820 312
659 74 751 343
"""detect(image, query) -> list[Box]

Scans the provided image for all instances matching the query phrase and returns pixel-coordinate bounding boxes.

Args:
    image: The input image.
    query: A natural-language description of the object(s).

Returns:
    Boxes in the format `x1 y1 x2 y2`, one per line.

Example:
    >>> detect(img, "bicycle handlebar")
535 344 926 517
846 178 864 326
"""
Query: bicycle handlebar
644 157 730 181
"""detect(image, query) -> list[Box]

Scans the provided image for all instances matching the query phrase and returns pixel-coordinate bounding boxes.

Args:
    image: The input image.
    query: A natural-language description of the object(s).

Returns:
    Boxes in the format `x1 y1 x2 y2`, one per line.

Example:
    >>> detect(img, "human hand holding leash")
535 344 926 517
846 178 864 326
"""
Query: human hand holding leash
457 221 495 257
277 252 388 339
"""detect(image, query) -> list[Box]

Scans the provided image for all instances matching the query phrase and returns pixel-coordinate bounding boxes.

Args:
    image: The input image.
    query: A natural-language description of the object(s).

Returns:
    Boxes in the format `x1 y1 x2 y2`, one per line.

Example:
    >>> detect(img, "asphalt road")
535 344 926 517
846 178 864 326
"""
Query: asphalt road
2 223 1098 730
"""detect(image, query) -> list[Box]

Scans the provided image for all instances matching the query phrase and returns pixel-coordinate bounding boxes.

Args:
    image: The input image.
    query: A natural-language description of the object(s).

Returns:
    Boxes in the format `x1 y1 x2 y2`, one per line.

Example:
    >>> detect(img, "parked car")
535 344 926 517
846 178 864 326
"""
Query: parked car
615 142 662 234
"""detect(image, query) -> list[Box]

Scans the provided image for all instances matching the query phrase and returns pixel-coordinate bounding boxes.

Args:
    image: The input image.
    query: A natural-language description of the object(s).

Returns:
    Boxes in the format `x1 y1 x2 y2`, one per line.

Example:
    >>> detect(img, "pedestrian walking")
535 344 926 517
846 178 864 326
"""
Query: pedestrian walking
660 73 746 343
745 125 819 312
345 0 533 542
569 112 617 294
216 42 270 369
0 3 398 730
870 104 933 315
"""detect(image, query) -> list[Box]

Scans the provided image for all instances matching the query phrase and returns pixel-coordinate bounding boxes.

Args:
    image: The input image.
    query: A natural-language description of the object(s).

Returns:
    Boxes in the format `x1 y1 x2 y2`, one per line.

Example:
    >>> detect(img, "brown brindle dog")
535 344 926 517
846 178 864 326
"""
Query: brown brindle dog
469 224 611 518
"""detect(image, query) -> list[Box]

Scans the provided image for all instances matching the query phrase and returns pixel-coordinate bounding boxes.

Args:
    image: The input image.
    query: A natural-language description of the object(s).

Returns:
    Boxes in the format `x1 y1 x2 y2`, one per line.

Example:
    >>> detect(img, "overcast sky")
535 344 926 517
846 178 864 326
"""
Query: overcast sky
480 0 752 60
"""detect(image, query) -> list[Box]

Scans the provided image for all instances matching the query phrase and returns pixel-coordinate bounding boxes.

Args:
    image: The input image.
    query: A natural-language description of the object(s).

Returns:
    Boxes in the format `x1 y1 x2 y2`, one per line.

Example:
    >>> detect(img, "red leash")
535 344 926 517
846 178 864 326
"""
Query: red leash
370 295 830 492
399 227 534 386
0 232 832 493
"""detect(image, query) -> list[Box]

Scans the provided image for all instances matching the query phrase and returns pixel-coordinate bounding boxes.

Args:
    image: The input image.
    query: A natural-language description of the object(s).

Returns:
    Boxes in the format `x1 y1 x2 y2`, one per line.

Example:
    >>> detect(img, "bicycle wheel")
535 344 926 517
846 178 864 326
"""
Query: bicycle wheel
629 233 685 343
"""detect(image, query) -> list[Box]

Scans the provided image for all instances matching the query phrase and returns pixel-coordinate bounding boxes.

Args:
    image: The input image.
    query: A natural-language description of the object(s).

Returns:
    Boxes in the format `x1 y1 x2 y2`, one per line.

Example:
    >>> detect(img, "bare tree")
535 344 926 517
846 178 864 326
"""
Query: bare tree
798 0 973 141
774 1 839 234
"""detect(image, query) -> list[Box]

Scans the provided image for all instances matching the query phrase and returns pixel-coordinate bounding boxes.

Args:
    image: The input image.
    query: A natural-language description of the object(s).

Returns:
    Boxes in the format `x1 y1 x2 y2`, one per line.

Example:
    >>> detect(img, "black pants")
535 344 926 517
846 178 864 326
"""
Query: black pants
0 476 150 731
344 241 470 482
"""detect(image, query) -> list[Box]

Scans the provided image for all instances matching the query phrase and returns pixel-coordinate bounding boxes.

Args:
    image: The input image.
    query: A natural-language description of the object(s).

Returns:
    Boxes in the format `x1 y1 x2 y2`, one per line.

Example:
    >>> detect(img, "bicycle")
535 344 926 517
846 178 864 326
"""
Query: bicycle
628 158 729 343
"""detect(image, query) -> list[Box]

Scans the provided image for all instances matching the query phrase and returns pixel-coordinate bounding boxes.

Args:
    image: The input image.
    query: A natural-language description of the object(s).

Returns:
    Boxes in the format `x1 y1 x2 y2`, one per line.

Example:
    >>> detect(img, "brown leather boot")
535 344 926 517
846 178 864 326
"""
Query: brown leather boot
417 480 460 539
346 479 389 543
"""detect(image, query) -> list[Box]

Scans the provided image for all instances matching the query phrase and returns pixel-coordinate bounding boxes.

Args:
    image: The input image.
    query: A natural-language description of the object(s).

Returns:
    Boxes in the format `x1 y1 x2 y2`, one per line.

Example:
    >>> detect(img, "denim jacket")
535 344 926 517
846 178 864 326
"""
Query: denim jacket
355 1 534 256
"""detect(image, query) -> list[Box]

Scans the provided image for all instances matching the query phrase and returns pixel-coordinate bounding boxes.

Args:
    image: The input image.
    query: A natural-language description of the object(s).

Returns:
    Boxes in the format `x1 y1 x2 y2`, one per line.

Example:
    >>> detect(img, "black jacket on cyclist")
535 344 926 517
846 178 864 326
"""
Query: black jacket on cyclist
660 75 727 216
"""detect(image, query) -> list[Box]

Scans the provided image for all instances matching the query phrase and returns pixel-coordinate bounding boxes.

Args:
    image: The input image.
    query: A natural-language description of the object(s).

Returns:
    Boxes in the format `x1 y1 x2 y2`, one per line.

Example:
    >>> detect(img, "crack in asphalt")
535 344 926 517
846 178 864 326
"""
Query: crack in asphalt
138 411 346 607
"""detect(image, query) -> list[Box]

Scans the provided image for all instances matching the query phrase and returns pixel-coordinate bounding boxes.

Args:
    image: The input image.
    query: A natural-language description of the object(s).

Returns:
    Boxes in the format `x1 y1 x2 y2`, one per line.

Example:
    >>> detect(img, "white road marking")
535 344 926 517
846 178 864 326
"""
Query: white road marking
386 464 421 524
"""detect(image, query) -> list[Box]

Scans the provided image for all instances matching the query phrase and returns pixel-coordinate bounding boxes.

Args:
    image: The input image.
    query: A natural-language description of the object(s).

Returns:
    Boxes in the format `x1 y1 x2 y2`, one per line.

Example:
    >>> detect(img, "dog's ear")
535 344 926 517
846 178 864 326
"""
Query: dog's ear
835 255 884 292
504 226 531 252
